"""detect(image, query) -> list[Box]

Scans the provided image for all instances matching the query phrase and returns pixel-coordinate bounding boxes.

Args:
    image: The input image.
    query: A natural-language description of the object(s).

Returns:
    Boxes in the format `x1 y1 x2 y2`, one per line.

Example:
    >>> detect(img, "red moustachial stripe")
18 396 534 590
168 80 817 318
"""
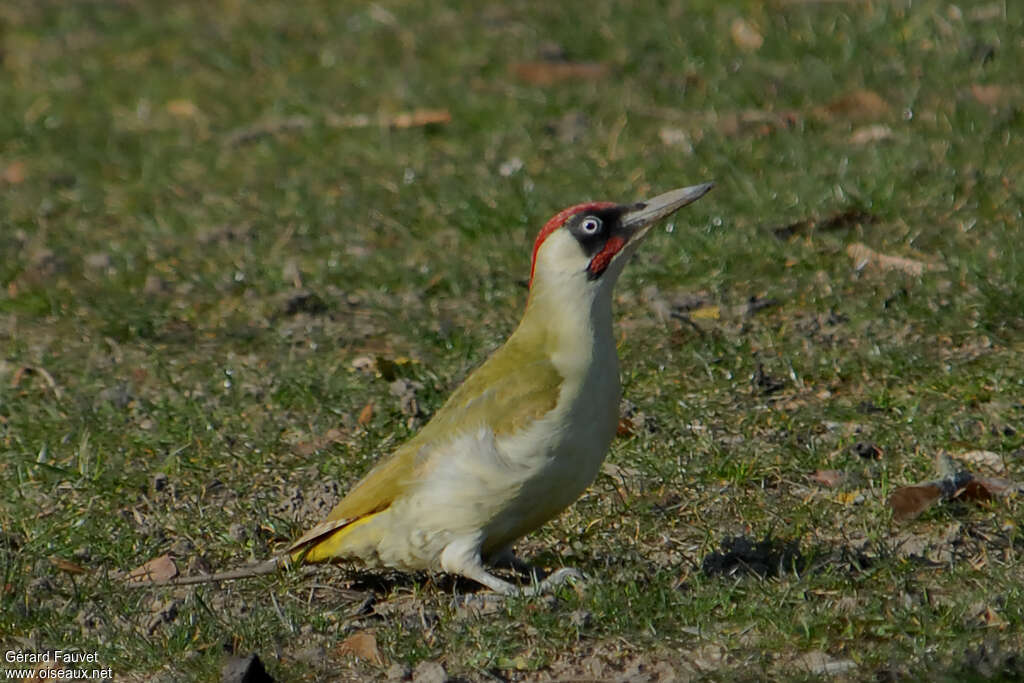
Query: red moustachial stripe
586 234 626 279
530 201 616 288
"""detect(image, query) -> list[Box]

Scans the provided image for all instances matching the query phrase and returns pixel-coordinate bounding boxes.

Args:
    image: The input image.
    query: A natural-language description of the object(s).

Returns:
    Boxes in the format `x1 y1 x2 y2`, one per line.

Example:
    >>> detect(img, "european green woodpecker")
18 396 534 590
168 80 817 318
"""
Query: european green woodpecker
127 183 712 593
287 183 713 594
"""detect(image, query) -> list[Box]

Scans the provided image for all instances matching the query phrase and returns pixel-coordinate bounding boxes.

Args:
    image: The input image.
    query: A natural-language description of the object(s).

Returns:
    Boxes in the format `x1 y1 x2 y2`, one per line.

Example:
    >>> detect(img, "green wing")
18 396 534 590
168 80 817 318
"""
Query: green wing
321 338 564 524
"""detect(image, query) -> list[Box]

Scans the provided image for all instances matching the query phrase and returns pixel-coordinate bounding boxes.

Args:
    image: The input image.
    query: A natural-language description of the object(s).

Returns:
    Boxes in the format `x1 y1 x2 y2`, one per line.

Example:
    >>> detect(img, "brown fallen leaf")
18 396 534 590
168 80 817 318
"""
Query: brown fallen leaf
50 557 90 575
966 602 1008 629
127 554 179 583
890 483 944 522
955 479 995 503
2 160 26 184
390 109 451 128
166 99 200 118
718 109 800 138
336 630 385 666
9 365 63 399
970 84 1014 107
294 427 347 457
357 402 375 426
809 469 845 488
955 476 1019 501
890 449 1020 522
847 242 946 276
512 61 608 86
730 17 764 51
820 89 889 120
849 124 894 145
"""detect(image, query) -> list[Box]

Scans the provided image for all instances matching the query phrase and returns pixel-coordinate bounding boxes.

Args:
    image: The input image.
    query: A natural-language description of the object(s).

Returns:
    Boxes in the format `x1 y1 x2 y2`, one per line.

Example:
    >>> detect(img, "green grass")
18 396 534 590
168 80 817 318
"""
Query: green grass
2 0 1023 680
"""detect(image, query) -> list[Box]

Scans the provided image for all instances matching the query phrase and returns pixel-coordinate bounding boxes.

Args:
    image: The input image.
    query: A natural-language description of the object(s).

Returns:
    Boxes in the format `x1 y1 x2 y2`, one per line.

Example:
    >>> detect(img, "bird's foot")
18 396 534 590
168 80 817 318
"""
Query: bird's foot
451 567 586 602
529 566 586 595
442 539 585 598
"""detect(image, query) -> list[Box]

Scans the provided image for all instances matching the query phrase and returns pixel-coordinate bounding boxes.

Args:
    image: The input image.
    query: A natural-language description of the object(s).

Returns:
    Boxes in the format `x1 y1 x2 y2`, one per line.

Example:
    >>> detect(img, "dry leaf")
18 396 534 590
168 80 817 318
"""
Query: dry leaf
809 469 845 488
512 61 608 86
351 356 376 375
730 17 764 51
2 160 26 184
50 557 89 575
955 479 995 503
834 490 865 505
970 84 1012 107
690 305 721 320
979 605 1007 628
821 89 889 120
357 402 375 426
849 124 894 145
890 483 943 522
127 554 178 583
658 127 693 151
166 99 200 118
957 450 1004 473
295 428 347 456
10 365 63 399
847 242 945 276
389 109 451 128
967 602 1008 629
891 451 1020 523
956 476 1019 501
718 109 800 138
336 631 385 666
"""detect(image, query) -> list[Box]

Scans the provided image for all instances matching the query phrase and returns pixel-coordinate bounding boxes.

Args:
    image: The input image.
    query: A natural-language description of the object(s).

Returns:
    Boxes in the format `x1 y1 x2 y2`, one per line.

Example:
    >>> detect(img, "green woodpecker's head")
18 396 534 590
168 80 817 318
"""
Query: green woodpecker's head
528 183 714 293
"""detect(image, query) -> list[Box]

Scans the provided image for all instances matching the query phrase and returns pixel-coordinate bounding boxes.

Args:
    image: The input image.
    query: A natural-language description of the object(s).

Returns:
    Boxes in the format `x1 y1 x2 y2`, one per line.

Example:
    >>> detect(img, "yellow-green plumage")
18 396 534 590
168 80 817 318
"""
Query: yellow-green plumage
289 333 564 562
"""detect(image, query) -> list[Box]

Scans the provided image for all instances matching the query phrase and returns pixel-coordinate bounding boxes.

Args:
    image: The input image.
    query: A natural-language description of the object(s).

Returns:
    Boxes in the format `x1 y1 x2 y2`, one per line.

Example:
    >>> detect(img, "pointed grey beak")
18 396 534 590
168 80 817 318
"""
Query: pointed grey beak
621 182 714 233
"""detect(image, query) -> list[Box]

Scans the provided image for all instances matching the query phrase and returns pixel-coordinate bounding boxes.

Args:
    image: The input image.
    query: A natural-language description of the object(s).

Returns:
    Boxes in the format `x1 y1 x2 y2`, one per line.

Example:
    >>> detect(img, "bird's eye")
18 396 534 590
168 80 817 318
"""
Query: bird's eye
580 216 602 234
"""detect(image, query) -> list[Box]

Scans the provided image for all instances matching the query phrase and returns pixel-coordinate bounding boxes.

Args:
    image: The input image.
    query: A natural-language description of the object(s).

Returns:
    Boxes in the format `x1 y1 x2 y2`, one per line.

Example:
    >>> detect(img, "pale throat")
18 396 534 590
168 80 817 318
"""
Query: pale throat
516 272 620 379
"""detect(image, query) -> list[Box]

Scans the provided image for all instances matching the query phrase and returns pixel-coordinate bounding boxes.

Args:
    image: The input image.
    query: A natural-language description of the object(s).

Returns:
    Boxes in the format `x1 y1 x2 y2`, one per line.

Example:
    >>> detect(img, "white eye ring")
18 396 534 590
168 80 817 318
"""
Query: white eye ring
580 216 602 234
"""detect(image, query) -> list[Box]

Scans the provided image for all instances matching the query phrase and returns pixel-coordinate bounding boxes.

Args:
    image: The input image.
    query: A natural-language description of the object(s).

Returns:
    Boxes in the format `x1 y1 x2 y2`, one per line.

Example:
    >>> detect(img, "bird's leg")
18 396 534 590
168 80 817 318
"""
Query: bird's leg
441 538 518 595
485 545 587 595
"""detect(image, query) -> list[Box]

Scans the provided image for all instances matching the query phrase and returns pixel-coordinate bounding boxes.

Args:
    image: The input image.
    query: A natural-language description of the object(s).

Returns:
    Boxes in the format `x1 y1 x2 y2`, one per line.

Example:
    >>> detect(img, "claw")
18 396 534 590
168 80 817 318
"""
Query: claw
532 567 586 594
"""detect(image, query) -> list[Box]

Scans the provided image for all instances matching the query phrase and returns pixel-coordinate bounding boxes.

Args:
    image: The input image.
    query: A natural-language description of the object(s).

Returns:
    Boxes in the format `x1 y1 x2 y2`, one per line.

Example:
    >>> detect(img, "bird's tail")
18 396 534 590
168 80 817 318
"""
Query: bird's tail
287 514 375 563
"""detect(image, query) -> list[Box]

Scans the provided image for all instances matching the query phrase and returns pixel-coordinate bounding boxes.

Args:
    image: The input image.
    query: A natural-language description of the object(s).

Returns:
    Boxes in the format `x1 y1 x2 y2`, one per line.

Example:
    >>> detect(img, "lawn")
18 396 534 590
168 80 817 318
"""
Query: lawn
2 0 1023 680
